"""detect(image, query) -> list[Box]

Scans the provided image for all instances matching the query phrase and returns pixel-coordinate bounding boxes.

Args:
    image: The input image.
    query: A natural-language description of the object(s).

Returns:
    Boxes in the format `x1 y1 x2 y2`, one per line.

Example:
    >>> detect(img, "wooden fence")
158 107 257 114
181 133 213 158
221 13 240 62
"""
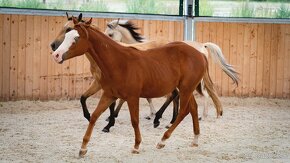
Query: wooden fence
195 22 290 98
0 14 289 101
0 14 184 101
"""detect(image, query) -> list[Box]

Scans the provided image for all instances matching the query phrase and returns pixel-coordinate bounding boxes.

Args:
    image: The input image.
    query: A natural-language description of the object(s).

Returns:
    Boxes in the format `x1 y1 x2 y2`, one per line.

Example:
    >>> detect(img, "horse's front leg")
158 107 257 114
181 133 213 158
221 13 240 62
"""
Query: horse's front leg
127 97 142 154
79 93 116 158
80 79 101 121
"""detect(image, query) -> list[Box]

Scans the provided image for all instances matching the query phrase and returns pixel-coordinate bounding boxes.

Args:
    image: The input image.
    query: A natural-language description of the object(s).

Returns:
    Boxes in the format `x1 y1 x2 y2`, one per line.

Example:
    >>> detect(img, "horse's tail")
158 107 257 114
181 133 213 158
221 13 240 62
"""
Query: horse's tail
202 57 223 117
203 42 239 86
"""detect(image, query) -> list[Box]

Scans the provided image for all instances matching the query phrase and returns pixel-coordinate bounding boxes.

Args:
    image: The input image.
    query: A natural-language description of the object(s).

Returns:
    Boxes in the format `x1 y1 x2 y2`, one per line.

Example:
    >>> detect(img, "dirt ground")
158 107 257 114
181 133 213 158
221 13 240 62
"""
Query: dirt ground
0 96 290 162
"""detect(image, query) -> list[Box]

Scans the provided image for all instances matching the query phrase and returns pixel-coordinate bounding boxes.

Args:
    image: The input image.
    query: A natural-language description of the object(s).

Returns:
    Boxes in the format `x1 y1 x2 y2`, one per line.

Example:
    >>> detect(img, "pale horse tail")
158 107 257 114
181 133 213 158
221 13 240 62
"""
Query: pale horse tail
203 42 239 86
202 57 223 117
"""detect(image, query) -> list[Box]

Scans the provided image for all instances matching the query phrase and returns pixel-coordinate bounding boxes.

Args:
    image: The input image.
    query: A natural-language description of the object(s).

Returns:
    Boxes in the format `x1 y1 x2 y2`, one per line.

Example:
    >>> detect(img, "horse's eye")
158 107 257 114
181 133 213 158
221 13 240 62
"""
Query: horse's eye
65 27 72 33
74 36 79 43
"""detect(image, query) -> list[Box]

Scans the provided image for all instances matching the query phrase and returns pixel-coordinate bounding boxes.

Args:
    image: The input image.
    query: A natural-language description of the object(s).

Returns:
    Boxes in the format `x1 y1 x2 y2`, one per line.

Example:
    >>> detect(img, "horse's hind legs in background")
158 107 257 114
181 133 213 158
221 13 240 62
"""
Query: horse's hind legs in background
166 93 179 128
79 94 116 158
154 89 179 128
102 101 117 132
80 80 101 121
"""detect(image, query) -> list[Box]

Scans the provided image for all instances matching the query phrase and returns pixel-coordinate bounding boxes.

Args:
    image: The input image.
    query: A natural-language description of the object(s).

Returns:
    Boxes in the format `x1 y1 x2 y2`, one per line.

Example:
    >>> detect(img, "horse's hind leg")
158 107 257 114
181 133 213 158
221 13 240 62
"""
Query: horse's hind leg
166 93 179 128
157 92 191 149
79 93 116 158
106 99 125 121
102 101 117 133
154 89 178 128
145 98 156 120
80 80 101 121
188 95 200 147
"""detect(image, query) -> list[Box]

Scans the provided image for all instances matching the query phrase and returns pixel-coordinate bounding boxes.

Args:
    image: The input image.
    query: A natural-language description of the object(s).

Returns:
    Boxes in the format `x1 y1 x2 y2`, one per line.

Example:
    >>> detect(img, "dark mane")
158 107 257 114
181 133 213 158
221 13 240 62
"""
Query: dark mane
118 21 143 43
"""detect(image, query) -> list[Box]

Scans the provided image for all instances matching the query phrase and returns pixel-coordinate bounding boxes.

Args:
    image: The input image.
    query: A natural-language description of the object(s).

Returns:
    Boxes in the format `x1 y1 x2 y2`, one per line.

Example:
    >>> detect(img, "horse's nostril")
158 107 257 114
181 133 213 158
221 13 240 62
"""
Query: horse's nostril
56 54 59 58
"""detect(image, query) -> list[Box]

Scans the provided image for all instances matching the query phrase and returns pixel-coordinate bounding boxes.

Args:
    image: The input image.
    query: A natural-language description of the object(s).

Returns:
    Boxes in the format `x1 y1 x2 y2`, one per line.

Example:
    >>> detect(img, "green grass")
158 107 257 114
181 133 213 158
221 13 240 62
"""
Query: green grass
16 0 46 9
79 0 108 12
200 0 214 16
275 3 290 18
126 0 162 14
231 1 255 17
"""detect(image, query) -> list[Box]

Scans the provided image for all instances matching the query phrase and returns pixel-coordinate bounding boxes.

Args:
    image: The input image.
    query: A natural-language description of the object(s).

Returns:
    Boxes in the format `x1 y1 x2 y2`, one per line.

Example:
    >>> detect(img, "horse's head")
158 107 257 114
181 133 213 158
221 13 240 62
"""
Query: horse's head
50 12 83 51
51 17 91 64
104 19 123 42
105 19 143 43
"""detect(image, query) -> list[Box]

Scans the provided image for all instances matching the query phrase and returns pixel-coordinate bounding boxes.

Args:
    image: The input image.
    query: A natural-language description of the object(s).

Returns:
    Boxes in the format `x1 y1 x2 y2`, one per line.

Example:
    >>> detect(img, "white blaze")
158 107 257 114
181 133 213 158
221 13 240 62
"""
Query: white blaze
52 29 79 63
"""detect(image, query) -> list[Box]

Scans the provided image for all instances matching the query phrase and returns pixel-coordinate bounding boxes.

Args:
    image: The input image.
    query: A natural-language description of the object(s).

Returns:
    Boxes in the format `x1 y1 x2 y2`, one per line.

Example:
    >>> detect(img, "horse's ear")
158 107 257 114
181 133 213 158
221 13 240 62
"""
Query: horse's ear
78 13 83 22
72 16 78 24
66 12 69 20
85 17 93 25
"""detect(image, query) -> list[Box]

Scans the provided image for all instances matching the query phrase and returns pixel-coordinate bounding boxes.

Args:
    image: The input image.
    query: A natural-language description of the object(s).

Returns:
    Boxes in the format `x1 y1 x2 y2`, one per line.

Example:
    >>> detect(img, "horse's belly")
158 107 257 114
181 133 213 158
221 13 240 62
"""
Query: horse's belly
140 84 176 98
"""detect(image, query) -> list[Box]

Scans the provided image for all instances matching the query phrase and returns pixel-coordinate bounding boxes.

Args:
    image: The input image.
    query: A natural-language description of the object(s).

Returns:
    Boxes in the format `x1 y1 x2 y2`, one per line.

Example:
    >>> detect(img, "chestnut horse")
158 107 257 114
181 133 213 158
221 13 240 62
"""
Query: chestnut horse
51 17 221 156
51 13 180 132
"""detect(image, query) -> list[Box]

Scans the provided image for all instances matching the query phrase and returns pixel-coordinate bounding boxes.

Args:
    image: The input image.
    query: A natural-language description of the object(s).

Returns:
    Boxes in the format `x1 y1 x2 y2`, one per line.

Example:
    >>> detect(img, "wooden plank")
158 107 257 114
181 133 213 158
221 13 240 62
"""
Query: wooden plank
168 21 175 41
229 23 238 96
54 16 63 99
262 24 272 97
195 22 203 42
39 16 49 100
162 21 169 41
149 20 157 40
235 23 244 97
143 20 150 39
60 16 70 99
25 15 34 99
222 23 230 96
17 15 26 100
269 24 278 98
215 22 224 96
32 16 41 100
2 15 11 101
209 22 217 85
249 24 258 97
10 15 19 100
0 14 3 100
256 24 265 96
285 25 290 98
275 24 285 98
242 23 251 97
47 16 56 99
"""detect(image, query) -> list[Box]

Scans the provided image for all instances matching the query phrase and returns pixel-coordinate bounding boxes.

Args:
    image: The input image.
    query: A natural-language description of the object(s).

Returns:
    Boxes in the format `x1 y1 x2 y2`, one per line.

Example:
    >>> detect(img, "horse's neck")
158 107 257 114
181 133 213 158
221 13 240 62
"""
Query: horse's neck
117 26 139 44
87 28 127 77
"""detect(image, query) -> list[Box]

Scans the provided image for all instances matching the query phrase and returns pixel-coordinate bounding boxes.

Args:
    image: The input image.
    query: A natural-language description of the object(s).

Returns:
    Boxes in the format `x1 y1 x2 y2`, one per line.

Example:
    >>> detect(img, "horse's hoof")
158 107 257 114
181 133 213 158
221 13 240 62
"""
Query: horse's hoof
102 128 110 133
79 148 87 158
165 123 172 129
156 142 165 149
131 148 140 154
153 122 160 128
191 143 198 147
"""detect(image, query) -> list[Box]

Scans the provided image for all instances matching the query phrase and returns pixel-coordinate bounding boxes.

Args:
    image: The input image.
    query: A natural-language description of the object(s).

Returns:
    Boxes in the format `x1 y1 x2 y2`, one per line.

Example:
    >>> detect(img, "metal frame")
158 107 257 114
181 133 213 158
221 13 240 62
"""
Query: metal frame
0 7 289 42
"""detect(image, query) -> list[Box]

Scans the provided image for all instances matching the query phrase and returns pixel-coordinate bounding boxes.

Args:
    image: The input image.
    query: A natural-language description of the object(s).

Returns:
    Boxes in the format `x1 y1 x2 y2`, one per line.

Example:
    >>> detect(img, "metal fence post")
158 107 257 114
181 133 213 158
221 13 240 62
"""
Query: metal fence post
184 0 193 41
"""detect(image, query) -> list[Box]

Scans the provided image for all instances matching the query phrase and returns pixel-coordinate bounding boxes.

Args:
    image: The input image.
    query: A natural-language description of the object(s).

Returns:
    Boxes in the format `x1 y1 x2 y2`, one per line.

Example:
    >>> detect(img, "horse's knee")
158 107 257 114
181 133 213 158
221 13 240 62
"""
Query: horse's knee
80 95 87 105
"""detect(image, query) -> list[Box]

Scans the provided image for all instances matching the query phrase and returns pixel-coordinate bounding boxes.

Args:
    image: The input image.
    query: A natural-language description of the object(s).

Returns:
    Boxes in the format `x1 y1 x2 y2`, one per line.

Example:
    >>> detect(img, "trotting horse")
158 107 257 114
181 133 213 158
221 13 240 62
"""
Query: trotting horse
51 17 221 156
104 19 239 127
50 13 159 132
